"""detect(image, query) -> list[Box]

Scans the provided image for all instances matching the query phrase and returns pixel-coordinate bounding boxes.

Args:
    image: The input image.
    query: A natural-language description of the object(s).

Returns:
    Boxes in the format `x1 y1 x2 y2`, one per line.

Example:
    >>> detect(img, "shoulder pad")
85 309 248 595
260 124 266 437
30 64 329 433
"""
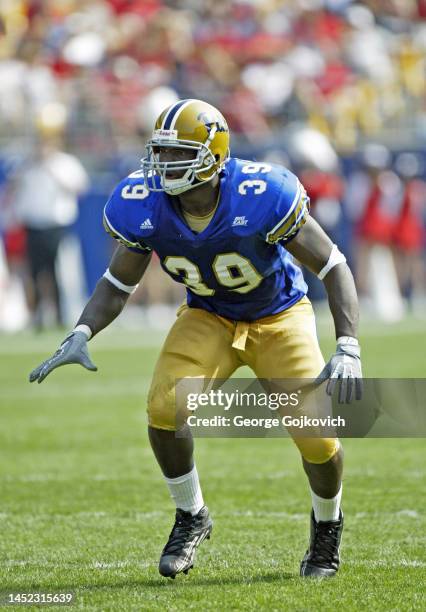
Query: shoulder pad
227 159 309 244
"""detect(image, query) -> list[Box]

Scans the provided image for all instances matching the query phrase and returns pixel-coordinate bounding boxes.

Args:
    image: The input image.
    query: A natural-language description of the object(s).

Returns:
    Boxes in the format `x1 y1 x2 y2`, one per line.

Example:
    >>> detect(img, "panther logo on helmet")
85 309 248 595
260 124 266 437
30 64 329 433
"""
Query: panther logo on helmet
197 111 228 135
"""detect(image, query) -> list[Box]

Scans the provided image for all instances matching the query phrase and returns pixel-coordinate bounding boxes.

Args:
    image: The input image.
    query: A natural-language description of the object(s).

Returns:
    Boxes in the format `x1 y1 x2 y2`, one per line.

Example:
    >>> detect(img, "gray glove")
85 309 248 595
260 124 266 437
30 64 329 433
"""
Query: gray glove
29 331 97 384
315 338 363 404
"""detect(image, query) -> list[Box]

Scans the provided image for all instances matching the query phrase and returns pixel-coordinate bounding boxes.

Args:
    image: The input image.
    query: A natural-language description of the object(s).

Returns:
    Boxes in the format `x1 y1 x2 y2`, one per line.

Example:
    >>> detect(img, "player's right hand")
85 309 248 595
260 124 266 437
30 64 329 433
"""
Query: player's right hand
29 331 97 384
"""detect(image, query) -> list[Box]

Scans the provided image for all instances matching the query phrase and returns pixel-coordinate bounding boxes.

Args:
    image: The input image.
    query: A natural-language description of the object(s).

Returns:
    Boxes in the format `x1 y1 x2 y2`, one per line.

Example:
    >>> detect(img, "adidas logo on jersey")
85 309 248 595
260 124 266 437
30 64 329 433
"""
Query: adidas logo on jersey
232 216 248 227
140 218 154 230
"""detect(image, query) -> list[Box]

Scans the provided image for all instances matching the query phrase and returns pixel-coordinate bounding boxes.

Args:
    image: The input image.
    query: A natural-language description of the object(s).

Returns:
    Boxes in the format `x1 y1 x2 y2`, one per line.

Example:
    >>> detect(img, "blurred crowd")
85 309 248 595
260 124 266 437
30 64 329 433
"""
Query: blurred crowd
0 0 425 156
0 1 425 330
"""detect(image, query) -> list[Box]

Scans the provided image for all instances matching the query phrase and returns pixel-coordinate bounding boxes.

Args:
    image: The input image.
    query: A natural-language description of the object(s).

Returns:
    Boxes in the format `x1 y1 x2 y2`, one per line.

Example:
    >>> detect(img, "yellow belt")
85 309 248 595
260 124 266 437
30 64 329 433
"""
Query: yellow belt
232 321 250 351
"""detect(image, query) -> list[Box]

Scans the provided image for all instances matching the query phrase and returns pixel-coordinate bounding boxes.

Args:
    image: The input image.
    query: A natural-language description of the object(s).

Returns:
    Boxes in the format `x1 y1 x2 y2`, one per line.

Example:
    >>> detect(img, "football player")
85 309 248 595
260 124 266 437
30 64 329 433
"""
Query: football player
30 99 362 579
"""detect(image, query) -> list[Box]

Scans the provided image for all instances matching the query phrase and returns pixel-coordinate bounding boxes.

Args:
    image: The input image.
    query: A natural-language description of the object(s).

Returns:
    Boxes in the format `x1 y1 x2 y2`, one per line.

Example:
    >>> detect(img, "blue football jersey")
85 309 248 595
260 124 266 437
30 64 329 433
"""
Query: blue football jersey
103 158 310 321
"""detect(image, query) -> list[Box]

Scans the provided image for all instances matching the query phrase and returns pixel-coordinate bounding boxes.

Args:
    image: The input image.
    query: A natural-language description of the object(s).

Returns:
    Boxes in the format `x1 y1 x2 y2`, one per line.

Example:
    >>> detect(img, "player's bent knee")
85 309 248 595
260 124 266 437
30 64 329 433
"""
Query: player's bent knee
147 384 178 431
293 437 341 464
147 376 190 431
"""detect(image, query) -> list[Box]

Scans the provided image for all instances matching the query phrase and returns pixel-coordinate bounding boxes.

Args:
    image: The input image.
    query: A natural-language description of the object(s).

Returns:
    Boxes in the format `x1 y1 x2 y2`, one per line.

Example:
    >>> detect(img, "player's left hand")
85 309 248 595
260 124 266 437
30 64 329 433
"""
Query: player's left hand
315 338 363 404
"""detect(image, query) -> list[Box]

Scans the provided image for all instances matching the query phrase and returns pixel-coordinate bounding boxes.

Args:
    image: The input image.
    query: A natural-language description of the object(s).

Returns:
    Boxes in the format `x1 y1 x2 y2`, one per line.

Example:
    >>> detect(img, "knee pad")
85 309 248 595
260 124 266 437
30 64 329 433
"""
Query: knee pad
147 376 202 431
147 376 181 431
293 437 341 464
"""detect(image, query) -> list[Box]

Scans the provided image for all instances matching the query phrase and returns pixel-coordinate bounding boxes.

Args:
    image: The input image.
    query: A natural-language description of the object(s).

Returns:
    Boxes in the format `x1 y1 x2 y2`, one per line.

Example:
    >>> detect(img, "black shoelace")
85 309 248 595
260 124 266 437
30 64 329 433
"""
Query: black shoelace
310 522 340 566
163 513 196 555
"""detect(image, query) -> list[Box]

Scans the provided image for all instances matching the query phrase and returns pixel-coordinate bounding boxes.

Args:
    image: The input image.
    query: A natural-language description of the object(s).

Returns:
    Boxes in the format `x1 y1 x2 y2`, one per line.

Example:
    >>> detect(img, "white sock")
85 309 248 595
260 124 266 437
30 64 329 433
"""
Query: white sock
164 465 204 516
311 484 342 522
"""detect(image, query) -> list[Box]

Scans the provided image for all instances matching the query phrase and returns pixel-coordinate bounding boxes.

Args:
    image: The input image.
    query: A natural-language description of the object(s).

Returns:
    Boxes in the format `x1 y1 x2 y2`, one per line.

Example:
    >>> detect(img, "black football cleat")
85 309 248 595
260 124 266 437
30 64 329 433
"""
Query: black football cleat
300 509 343 578
159 506 212 578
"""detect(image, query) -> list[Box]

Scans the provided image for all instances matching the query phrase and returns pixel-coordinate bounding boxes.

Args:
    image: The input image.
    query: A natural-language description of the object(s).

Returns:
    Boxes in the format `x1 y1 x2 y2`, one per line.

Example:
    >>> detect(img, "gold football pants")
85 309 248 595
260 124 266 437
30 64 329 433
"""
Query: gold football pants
147 296 339 464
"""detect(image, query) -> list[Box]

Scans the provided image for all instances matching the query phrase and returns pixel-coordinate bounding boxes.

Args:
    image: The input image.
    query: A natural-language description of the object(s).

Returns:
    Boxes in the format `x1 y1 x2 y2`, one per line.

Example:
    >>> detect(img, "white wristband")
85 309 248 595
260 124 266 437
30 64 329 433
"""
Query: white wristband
103 268 139 294
74 324 93 340
317 244 346 280
337 336 359 346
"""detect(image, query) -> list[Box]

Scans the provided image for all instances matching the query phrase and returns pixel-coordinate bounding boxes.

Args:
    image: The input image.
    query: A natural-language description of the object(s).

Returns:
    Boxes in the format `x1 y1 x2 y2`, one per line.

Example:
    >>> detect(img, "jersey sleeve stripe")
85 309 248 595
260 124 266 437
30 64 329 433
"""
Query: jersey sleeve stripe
266 186 309 243
281 201 309 241
272 180 302 229
282 194 309 235
281 198 309 239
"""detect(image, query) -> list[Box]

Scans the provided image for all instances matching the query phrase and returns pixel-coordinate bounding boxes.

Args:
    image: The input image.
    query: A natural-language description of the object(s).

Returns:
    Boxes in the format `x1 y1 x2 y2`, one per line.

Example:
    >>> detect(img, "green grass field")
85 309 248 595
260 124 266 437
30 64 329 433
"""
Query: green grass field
0 317 425 611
